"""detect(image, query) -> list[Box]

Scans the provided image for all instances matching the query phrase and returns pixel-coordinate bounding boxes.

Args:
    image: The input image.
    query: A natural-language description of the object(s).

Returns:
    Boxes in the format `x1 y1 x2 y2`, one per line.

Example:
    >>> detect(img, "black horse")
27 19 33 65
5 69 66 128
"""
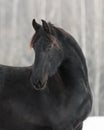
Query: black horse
0 19 92 130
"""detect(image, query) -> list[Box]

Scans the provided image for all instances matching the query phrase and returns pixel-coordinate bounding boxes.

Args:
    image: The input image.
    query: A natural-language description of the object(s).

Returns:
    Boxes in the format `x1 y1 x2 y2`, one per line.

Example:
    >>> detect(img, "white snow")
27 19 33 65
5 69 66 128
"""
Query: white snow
83 117 104 130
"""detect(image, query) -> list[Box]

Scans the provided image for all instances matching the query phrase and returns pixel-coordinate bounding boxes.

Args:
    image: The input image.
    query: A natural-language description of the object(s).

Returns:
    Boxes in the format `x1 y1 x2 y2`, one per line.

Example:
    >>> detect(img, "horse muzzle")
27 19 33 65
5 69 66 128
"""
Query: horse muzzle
31 78 47 91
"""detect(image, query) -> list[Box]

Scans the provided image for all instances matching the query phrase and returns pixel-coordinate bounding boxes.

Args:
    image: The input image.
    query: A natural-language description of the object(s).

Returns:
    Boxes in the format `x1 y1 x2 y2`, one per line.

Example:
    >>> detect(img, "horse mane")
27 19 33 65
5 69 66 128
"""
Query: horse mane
49 23 88 78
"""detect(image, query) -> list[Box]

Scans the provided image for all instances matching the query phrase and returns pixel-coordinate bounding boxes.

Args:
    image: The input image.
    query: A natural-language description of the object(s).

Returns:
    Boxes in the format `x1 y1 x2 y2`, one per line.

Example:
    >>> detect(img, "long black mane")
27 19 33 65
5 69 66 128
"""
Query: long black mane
51 23 88 73
47 23 89 85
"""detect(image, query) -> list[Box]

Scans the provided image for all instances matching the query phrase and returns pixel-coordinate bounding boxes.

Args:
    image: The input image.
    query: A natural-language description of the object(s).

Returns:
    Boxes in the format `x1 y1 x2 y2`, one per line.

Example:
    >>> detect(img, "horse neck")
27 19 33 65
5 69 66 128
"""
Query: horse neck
57 33 88 87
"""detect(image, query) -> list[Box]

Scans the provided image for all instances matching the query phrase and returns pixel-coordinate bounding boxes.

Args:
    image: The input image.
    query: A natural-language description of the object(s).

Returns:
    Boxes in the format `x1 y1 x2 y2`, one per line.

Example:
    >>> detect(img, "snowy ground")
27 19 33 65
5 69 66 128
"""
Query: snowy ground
83 117 104 130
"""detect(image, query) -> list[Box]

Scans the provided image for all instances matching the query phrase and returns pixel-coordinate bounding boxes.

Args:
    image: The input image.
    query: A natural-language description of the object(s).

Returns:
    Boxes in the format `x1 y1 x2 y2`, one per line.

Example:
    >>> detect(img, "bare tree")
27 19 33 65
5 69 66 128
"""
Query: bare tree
38 0 47 20
80 0 86 56
48 1 58 21
93 0 102 116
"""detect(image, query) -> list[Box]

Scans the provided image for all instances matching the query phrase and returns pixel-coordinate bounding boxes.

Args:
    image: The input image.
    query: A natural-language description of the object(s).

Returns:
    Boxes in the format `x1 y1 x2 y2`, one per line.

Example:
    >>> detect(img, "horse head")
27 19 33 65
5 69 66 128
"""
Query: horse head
30 19 64 91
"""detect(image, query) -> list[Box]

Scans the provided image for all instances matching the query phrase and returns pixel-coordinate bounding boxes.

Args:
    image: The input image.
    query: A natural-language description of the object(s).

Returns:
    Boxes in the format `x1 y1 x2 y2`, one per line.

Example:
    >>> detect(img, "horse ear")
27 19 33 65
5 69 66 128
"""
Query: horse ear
41 20 50 33
32 19 40 31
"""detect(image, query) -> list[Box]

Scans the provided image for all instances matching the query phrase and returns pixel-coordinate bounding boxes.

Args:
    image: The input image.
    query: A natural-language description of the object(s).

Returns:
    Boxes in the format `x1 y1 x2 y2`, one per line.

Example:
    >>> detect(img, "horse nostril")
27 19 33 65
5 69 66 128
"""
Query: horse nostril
33 80 43 89
37 80 42 87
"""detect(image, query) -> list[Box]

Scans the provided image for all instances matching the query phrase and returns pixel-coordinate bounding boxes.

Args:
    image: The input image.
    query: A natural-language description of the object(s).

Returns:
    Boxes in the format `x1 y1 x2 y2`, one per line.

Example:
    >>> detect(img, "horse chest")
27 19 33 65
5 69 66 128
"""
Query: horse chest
37 92 72 124
38 85 89 125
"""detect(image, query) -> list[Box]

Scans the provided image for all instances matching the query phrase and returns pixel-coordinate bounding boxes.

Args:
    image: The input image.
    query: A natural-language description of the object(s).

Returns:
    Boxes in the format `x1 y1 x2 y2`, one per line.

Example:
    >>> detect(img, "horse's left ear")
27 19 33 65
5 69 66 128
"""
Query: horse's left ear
32 19 40 31
41 20 51 33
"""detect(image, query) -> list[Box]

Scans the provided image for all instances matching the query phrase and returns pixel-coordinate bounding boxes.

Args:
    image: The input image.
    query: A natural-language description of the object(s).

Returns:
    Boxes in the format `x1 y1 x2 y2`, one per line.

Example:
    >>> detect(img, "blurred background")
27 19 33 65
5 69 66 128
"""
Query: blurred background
0 0 104 116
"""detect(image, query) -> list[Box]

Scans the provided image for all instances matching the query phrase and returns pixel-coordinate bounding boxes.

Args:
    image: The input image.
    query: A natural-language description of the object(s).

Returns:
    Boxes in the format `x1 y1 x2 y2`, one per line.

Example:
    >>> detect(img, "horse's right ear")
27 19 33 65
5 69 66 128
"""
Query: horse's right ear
41 20 51 33
32 19 40 31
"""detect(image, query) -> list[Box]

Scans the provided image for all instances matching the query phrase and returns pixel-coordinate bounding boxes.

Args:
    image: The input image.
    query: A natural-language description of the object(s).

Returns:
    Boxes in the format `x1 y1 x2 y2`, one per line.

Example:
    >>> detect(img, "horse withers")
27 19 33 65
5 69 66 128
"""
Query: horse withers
0 19 92 130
